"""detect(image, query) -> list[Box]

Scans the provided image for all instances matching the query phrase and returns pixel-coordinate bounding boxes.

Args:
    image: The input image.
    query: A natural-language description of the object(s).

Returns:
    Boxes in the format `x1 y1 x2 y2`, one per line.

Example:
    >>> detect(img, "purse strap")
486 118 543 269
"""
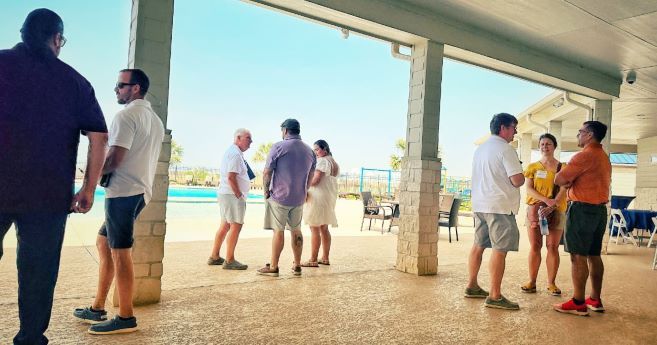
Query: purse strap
551 163 563 199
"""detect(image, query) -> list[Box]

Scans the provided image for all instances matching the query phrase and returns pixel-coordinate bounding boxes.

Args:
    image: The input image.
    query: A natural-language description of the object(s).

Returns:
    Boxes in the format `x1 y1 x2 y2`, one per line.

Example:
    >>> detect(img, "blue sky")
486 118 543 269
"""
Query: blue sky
1 0 553 177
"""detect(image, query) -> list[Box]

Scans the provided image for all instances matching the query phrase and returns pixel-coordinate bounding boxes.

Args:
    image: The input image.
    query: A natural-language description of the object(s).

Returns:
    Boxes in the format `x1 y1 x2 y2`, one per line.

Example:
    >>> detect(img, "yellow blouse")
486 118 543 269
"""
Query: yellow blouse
523 161 567 212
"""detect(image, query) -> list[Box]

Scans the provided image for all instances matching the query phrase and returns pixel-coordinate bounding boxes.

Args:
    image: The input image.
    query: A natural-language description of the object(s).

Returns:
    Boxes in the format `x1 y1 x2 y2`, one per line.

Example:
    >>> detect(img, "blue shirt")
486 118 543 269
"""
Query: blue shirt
265 134 316 207
0 43 107 212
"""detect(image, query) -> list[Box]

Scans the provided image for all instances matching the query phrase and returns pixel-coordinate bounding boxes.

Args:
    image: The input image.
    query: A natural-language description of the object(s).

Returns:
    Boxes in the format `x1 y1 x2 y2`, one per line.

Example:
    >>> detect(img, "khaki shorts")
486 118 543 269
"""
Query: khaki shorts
526 210 566 232
264 198 303 231
218 194 246 224
473 212 520 252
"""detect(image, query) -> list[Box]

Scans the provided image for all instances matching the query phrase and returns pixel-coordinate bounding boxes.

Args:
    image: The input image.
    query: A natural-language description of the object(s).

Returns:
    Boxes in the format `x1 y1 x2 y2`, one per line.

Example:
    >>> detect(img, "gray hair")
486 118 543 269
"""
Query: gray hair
234 128 250 140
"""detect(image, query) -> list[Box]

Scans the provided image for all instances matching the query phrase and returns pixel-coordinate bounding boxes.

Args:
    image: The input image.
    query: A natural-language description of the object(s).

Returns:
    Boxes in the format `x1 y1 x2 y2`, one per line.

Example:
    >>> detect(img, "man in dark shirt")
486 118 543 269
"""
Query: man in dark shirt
0 9 108 344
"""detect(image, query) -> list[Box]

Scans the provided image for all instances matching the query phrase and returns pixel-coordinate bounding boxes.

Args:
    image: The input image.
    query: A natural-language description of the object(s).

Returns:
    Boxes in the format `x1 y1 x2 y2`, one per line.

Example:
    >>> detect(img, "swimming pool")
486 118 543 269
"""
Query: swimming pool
77 184 263 203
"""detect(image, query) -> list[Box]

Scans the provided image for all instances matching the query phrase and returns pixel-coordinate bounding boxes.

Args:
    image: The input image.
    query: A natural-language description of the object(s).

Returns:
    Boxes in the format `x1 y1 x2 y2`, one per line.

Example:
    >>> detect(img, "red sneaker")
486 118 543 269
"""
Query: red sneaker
553 298 590 316
585 297 605 312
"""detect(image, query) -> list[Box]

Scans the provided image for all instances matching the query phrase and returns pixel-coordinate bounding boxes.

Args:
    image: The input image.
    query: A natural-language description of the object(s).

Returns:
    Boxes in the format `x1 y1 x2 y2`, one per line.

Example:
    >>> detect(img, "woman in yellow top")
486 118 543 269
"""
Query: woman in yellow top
522 133 567 296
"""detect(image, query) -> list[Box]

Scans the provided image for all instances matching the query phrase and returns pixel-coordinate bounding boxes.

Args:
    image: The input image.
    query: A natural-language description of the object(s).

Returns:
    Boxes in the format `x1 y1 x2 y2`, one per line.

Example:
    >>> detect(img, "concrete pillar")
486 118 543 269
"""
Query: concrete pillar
548 121 563 160
635 136 657 210
519 133 532 170
593 100 612 154
593 99 612 254
396 40 443 276
112 0 174 306
517 133 532 226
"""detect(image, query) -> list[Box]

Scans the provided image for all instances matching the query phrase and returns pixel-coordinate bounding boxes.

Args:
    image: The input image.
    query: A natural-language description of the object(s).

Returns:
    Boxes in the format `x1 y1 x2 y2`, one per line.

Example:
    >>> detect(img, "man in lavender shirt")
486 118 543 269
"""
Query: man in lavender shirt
257 119 316 277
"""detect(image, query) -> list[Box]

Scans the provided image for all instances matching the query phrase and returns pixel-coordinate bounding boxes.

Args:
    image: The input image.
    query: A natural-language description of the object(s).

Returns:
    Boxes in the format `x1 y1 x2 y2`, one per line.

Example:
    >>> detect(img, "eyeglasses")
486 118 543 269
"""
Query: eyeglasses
115 82 136 89
577 129 591 135
59 35 67 48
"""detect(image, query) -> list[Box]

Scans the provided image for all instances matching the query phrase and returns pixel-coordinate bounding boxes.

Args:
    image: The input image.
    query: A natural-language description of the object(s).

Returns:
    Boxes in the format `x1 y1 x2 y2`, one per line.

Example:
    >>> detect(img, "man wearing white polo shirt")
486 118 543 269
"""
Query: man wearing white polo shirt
465 113 525 310
208 128 253 270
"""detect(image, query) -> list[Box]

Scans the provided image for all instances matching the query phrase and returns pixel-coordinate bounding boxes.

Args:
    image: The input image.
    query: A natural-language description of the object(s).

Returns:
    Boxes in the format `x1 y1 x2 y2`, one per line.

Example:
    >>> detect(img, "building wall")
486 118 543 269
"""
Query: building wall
635 136 657 210
611 165 637 197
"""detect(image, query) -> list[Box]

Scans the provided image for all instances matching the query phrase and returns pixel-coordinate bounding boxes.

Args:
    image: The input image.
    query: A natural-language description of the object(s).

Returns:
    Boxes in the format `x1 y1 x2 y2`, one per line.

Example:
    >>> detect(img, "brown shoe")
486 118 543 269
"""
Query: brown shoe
256 264 279 277
207 256 225 265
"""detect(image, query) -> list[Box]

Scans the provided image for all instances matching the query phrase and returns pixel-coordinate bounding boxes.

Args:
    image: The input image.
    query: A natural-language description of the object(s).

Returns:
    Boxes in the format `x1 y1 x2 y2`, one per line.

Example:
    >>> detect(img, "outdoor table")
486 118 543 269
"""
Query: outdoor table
381 200 400 218
611 195 635 210
621 209 657 245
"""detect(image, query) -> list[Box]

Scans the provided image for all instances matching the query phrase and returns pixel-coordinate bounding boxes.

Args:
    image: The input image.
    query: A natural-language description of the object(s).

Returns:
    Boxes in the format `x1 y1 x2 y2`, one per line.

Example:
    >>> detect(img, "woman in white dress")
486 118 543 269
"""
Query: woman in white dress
301 140 339 267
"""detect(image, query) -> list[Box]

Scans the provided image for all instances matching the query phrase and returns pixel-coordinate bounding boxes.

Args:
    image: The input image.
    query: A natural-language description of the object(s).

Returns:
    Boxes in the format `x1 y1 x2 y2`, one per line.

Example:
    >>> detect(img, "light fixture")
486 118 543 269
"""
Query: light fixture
552 98 564 108
340 28 349 39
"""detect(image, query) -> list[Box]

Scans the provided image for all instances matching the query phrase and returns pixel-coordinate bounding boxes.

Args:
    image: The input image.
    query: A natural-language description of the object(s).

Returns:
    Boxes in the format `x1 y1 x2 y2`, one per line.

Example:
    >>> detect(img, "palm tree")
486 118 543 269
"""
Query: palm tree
389 138 442 170
252 142 273 163
170 140 184 182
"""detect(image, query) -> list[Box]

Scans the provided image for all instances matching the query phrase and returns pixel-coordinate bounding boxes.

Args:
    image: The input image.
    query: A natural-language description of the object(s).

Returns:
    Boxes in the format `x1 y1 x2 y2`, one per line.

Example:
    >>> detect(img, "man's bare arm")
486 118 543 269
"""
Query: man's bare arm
102 146 129 174
509 173 525 188
263 168 272 198
71 131 107 213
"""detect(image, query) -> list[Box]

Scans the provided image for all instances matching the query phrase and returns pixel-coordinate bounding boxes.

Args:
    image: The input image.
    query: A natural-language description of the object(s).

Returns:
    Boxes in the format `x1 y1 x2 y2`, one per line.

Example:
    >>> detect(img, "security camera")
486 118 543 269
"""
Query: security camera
626 70 637 85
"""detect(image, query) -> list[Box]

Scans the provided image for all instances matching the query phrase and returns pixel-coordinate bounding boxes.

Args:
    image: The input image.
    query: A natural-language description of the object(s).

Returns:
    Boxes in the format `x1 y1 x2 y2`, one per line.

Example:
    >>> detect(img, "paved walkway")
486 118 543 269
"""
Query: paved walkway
1 229 656 344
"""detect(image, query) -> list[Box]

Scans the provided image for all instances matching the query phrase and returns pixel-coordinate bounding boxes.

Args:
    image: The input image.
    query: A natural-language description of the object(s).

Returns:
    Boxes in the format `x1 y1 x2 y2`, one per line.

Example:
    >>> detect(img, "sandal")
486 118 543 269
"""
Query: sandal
520 282 537 293
300 261 319 267
318 259 330 266
547 284 562 296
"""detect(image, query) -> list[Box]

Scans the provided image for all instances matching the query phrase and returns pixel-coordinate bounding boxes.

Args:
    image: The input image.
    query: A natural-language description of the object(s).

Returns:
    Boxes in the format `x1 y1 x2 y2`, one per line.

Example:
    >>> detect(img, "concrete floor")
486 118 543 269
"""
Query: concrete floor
1 228 657 344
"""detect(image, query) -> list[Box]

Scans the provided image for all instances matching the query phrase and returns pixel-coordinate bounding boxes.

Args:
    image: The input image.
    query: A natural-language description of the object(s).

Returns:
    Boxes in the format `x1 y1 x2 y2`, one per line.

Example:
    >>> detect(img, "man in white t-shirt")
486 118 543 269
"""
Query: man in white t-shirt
208 128 253 270
73 69 164 334
465 113 525 311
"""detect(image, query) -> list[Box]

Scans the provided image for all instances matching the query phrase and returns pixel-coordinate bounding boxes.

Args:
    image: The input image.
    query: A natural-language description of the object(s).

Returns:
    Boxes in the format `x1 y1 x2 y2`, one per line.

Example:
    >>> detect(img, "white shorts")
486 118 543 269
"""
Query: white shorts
218 194 246 224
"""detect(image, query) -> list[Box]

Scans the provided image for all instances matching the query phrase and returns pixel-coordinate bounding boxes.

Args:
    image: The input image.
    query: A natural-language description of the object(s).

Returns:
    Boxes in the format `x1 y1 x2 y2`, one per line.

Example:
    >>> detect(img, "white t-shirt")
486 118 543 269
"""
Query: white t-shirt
218 144 250 197
105 99 165 204
471 135 523 215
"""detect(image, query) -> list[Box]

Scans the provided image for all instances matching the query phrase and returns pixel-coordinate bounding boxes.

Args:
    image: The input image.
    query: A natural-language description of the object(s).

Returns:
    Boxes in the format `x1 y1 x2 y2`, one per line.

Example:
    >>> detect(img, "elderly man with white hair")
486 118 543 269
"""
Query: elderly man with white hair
208 128 254 270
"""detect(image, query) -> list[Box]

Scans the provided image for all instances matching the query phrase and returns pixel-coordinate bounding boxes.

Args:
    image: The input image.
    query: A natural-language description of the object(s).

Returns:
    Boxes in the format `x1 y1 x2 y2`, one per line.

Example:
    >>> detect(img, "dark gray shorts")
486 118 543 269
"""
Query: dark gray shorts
98 194 146 249
473 212 520 252
564 202 607 256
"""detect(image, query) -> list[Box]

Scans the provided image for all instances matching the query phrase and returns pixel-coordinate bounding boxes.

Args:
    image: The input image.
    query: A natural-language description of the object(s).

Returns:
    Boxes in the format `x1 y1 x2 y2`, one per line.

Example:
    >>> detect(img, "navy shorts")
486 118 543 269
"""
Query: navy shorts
98 194 146 249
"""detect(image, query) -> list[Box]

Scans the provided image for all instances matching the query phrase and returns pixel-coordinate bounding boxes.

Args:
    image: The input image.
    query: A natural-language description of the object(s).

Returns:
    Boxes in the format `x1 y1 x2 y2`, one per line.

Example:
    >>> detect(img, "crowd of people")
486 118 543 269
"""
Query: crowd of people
0 7 615 344
466 113 611 317
206 119 340 277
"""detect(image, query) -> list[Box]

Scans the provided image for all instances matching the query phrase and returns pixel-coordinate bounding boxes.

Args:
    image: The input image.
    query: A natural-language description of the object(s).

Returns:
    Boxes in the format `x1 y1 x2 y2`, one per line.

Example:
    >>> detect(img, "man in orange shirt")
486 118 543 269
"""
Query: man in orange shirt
553 121 611 316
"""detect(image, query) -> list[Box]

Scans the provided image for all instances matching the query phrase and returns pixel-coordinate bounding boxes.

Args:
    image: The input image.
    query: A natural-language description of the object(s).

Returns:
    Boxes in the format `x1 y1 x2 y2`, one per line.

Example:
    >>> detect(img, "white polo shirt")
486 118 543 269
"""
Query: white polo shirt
471 135 523 215
218 144 251 197
105 99 165 204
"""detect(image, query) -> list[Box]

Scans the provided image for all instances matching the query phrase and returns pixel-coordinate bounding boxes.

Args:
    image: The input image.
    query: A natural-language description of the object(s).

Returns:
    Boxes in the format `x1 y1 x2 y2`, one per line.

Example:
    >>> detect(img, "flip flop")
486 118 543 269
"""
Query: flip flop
300 261 319 267
318 259 330 266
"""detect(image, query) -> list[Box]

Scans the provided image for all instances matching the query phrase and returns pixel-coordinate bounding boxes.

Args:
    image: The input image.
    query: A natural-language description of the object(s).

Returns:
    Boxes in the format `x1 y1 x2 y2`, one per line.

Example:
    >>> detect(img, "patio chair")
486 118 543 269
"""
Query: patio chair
360 191 394 234
439 198 461 243
610 209 637 246
648 217 657 248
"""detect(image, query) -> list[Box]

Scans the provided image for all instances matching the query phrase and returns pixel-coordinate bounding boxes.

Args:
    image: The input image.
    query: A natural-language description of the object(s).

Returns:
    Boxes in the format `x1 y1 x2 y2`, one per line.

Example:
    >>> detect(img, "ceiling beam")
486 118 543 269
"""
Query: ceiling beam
245 0 622 98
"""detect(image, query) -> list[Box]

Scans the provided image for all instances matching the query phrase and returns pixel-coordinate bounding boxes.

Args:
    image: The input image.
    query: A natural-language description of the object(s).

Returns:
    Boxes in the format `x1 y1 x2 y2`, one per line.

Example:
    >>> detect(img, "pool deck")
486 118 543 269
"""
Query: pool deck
1 227 656 344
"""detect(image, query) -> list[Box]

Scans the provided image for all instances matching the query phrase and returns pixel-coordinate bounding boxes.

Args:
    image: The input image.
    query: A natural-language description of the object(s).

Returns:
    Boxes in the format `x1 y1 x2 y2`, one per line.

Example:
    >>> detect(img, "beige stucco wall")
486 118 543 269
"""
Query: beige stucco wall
635 136 657 210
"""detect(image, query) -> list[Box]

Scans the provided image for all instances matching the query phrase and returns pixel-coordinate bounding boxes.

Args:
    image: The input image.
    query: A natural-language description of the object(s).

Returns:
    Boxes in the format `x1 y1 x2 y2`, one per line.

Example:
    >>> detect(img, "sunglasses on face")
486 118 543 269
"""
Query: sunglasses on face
115 82 136 89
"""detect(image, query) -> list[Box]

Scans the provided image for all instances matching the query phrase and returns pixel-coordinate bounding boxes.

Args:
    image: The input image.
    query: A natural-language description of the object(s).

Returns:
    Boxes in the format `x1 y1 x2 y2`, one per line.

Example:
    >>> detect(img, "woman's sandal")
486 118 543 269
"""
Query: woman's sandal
547 284 562 296
300 261 319 267
520 282 537 293
318 259 330 266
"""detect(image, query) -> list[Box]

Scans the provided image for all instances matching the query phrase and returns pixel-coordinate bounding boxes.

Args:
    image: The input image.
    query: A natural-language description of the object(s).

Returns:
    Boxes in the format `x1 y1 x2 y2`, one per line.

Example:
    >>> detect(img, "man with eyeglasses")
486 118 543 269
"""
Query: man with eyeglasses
73 69 164 334
0 8 108 344
466 113 525 310
553 121 611 316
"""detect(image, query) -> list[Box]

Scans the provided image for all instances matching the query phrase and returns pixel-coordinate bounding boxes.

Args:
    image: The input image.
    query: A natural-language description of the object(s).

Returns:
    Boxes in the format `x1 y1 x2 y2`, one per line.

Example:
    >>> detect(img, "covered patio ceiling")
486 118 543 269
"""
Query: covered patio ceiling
245 0 657 149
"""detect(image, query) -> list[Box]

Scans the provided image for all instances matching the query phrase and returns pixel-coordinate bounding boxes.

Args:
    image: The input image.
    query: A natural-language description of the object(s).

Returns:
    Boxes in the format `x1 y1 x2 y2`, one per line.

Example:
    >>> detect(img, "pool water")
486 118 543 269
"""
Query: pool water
76 184 263 203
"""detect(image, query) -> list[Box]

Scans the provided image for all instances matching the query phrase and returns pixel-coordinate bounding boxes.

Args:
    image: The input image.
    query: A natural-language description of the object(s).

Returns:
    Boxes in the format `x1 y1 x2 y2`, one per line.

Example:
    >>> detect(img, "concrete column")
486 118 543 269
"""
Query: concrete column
594 100 612 154
396 40 443 276
519 133 532 170
112 0 174 306
635 136 657 210
548 121 563 160
517 133 532 226
593 100 612 253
